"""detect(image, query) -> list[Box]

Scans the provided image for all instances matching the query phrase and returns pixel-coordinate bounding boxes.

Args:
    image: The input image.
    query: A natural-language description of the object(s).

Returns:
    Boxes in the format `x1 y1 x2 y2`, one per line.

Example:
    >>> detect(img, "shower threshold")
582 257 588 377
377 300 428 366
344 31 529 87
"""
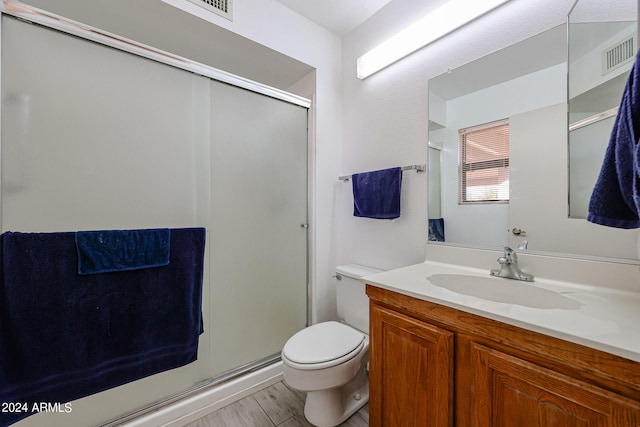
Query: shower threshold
100 353 282 427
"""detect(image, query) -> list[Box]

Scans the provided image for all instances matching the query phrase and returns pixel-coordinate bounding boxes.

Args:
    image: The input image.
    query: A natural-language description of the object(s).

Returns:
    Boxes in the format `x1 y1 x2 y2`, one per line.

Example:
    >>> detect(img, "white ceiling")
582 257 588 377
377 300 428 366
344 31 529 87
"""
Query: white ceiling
275 0 393 36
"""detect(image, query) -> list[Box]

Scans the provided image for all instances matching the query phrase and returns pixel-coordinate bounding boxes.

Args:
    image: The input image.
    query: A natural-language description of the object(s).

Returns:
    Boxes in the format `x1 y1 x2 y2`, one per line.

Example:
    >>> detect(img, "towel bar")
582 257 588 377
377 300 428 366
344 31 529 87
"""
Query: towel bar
339 164 426 181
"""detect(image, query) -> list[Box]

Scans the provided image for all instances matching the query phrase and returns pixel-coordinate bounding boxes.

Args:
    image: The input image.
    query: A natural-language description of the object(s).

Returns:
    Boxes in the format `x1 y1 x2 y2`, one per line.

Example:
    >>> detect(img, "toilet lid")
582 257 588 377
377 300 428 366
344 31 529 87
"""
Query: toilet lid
282 321 365 365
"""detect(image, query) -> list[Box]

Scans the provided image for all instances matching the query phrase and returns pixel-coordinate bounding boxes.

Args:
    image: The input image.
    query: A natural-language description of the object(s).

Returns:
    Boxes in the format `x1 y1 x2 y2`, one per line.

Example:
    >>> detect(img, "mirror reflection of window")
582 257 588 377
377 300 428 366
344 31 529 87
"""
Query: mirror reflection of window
426 0 640 260
427 25 565 252
459 119 510 204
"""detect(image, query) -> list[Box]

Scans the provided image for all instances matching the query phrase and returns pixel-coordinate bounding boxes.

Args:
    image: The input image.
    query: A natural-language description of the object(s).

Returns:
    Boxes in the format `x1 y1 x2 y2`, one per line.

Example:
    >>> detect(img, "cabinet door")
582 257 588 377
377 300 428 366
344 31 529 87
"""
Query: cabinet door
369 303 454 427
463 339 640 427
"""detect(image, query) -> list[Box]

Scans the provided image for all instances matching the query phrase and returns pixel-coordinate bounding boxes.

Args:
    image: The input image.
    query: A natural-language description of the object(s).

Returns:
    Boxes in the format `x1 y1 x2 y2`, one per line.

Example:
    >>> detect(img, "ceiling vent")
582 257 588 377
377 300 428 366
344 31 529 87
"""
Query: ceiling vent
602 35 635 75
186 0 233 21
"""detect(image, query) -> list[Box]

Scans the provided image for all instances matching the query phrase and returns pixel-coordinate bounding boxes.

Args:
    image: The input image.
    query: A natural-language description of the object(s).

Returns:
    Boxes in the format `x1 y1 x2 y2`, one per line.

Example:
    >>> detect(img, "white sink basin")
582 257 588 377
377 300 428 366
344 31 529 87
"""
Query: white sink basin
427 274 583 310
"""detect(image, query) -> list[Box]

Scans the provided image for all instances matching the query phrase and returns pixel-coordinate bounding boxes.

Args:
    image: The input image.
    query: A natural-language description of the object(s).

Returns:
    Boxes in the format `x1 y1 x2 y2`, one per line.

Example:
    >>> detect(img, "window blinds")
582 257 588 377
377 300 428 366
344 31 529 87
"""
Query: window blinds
459 119 510 203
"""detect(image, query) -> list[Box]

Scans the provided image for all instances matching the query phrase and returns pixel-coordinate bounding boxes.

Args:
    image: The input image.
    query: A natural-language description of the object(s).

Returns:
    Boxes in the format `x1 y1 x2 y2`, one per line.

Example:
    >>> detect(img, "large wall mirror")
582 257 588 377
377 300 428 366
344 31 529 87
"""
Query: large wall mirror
428 0 639 262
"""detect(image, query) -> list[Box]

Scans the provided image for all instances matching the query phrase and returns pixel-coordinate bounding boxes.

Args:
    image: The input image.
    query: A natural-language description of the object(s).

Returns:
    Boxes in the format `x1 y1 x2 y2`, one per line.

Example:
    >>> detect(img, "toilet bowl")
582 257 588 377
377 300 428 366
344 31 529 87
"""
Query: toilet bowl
281 264 381 427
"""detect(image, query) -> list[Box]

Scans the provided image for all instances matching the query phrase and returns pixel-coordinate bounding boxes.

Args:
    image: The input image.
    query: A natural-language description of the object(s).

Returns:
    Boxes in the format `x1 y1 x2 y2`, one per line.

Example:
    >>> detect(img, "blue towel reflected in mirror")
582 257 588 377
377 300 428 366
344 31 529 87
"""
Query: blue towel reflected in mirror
428 218 445 242
587 49 640 229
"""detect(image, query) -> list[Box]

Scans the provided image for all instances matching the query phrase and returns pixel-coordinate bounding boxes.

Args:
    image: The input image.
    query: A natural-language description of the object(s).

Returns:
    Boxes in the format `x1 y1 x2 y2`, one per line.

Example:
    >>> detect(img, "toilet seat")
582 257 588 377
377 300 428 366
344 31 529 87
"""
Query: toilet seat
282 321 366 370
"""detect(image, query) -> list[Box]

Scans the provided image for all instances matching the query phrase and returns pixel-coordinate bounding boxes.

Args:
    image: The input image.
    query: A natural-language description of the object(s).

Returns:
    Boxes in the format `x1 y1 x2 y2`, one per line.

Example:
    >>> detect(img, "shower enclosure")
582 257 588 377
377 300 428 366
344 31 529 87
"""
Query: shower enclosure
1 4 309 426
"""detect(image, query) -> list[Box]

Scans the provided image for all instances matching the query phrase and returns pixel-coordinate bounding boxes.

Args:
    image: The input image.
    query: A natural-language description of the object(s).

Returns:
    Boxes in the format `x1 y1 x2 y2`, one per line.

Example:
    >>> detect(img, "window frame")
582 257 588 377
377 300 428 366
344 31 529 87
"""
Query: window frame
458 118 510 205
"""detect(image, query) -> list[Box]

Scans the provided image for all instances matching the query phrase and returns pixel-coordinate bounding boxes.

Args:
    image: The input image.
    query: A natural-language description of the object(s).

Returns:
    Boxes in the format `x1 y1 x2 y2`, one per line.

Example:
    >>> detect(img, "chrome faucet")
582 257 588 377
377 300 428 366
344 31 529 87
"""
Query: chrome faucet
490 246 534 282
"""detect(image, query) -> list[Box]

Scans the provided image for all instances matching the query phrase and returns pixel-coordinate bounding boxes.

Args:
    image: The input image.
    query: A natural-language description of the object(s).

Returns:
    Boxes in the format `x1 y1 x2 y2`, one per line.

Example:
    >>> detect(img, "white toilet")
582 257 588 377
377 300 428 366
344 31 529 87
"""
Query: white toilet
282 264 382 427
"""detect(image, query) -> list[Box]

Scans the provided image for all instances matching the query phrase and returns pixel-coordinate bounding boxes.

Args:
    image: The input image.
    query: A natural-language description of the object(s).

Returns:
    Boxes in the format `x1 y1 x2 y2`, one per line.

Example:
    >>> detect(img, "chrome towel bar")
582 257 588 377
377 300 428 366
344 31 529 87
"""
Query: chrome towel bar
338 164 426 181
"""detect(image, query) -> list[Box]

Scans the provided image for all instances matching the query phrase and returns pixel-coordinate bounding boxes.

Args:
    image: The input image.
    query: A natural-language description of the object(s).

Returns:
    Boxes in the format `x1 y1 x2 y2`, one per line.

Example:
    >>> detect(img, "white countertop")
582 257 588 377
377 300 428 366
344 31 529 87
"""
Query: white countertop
363 261 640 363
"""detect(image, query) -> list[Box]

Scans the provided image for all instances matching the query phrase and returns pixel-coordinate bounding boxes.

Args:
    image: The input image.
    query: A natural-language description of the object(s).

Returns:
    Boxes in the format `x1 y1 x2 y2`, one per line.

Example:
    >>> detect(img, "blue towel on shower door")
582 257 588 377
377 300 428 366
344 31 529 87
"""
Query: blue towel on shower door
76 228 171 274
0 228 206 426
587 49 640 228
352 167 402 219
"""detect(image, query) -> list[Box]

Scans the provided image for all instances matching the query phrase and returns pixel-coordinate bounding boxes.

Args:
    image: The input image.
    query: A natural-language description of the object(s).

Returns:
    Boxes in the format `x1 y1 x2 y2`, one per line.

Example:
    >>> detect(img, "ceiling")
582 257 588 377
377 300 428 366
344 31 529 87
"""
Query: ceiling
275 0 393 36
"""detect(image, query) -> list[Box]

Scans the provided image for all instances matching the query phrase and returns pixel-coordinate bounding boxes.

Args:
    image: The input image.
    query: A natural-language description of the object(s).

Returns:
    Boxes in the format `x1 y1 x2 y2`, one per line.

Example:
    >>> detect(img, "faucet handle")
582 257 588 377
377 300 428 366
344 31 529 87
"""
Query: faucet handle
517 240 528 250
502 246 517 264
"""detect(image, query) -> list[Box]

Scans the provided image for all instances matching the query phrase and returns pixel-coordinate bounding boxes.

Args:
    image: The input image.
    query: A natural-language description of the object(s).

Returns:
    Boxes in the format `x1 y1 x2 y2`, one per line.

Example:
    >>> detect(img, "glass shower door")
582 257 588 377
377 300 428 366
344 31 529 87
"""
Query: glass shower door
1 12 309 426
0 16 214 426
208 80 308 375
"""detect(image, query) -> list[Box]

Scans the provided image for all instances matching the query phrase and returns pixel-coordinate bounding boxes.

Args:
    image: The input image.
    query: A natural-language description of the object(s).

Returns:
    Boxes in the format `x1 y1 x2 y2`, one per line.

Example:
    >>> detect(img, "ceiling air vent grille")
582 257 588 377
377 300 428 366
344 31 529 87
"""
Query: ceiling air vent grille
187 0 233 21
602 36 635 75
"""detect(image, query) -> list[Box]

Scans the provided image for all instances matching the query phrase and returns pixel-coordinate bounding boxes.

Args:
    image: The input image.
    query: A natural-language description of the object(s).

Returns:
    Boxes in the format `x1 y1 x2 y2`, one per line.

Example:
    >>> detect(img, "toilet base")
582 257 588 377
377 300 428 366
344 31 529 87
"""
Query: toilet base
303 362 369 427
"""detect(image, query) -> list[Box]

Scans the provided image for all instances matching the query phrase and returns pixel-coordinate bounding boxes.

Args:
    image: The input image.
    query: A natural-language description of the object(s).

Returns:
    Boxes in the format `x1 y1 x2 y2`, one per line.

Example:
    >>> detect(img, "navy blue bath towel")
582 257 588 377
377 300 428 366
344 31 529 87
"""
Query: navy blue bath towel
76 228 170 274
352 167 402 219
587 50 640 229
0 228 206 426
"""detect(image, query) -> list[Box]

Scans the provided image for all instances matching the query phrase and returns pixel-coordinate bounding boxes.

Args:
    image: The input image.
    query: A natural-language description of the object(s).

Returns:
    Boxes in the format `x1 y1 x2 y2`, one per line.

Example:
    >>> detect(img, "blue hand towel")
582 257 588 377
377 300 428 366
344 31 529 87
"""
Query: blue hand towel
352 167 402 219
0 228 206 426
76 228 170 274
587 50 640 229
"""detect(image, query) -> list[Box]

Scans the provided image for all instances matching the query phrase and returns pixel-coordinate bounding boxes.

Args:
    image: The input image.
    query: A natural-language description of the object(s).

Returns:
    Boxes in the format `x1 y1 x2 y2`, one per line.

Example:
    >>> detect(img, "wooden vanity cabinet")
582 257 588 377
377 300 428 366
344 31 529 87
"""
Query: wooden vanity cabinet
367 285 640 427
369 302 454 427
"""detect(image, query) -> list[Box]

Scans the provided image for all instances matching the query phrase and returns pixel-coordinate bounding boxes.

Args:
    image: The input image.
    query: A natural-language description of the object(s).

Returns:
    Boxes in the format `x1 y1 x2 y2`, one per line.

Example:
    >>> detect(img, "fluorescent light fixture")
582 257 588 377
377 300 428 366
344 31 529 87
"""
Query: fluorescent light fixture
356 0 510 79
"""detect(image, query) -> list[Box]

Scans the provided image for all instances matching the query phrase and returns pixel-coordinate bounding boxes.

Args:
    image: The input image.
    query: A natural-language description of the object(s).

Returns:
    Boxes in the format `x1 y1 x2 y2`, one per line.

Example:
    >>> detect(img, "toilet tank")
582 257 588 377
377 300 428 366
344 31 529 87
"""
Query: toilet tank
335 264 383 334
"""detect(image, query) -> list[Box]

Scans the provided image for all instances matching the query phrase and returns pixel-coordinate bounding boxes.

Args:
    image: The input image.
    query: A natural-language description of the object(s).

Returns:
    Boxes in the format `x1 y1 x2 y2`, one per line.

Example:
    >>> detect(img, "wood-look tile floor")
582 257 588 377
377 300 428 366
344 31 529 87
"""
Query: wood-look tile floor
184 380 368 427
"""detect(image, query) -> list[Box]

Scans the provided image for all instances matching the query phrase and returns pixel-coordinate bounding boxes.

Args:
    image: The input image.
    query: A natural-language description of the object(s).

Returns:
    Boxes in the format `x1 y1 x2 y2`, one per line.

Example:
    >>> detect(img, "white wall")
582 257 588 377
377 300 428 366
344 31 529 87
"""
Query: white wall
340 0 574 271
